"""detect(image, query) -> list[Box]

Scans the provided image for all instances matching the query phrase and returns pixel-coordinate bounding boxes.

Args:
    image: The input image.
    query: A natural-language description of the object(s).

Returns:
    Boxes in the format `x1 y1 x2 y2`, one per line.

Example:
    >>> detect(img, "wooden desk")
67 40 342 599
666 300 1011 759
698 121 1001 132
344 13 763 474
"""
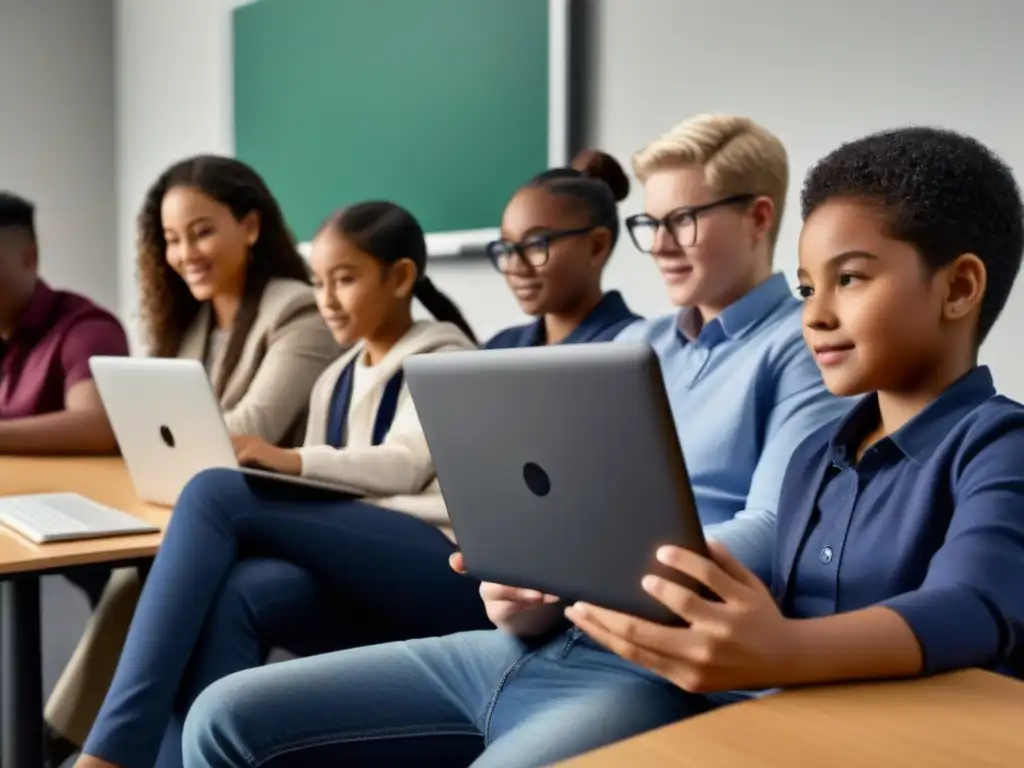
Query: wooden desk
0 456 166 767
560 669 1024 767
0 456 167 574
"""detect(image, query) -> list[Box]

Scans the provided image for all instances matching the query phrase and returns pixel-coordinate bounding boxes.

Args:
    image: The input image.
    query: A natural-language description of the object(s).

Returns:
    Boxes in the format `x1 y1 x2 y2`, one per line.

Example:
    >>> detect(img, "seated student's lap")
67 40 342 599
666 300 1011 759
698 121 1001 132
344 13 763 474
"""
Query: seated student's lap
183 629 732 768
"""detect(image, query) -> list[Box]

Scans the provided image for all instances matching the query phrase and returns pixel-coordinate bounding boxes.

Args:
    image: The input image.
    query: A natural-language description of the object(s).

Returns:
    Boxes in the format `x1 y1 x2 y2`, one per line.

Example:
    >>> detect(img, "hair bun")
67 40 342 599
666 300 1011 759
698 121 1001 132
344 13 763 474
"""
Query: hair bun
571 150 630 202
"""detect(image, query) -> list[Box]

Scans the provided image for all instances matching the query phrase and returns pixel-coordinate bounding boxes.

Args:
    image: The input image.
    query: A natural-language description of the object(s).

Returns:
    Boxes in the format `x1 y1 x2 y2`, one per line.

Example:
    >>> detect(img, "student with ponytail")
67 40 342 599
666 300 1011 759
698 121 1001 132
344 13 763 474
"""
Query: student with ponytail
76 203 487 768
486 149 642 347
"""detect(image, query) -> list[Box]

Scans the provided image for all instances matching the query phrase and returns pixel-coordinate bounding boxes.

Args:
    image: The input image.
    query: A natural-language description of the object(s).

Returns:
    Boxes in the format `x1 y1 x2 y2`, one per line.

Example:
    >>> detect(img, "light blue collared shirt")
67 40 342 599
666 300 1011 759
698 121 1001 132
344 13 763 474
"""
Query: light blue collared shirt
617 273 853 579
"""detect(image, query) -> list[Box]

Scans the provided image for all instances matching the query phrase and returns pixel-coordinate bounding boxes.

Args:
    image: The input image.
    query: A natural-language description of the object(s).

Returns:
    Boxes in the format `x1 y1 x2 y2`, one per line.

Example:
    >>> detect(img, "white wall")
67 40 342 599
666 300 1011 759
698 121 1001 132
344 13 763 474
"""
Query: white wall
590 0 1024 398
116 0 1024 396
115 0 240 346
0 0 117 311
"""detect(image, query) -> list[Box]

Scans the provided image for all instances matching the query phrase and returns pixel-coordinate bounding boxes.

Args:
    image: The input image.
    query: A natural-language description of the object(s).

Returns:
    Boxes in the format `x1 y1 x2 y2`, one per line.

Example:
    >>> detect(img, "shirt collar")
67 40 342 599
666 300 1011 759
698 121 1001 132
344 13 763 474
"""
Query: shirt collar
830 366 997 466
676 273 792 347
10 279 54 341
525 291 636 346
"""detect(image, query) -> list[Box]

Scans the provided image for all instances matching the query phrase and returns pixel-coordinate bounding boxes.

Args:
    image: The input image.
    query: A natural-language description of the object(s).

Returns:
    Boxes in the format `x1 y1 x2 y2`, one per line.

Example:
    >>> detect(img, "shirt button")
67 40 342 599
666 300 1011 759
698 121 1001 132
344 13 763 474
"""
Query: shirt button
819 546 834 564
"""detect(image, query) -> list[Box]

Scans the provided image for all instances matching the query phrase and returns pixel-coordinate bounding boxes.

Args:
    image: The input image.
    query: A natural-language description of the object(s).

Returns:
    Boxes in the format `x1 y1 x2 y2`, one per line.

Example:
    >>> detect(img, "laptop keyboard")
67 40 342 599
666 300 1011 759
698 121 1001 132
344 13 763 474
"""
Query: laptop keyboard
2 497 91 534
0 493 157 543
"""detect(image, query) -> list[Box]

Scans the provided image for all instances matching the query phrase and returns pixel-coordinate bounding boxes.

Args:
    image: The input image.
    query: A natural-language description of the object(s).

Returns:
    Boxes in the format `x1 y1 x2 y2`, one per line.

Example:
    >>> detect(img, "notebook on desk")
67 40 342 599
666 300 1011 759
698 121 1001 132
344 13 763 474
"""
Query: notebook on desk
0 493 159 544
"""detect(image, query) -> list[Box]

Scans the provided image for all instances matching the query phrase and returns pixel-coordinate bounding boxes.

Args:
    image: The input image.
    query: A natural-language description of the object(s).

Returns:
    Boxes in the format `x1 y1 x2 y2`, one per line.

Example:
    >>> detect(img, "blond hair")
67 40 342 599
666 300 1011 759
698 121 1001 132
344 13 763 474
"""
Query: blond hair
632 114 789 246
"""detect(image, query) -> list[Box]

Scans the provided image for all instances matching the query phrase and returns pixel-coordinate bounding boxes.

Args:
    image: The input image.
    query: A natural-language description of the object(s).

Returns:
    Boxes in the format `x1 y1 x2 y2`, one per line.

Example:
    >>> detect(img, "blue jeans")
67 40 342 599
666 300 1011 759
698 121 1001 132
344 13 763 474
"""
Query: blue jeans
183 629 741 768
83 468 489 768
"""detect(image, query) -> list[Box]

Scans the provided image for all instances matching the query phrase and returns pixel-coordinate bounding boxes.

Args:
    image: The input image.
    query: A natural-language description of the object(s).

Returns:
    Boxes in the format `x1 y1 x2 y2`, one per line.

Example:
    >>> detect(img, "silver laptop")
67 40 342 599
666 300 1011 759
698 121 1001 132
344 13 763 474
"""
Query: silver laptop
0 493 159 544
403 342 709 625
89 357 364 506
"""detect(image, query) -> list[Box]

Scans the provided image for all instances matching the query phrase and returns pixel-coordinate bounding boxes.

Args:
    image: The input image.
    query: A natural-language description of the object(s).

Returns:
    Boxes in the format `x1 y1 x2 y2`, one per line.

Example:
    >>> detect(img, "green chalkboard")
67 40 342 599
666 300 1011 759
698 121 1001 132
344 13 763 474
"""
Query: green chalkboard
233 0 551 245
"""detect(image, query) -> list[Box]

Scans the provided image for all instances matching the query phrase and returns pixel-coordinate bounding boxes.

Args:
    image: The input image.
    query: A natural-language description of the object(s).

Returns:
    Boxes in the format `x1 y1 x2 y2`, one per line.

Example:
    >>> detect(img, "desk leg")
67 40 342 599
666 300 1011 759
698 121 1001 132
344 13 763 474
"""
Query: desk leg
1 577 43 768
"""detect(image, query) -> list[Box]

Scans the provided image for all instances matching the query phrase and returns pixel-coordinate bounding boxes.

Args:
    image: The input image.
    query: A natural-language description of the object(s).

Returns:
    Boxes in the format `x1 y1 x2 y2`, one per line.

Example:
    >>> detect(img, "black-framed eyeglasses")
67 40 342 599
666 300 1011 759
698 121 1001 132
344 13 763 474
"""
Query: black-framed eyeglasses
485 224 600 272
625 194 757 252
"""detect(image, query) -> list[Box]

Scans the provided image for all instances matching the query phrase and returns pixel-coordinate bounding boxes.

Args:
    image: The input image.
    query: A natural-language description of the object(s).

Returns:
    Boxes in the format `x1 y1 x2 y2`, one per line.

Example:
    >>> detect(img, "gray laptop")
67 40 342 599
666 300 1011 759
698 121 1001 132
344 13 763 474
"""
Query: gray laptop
404 342 708 625
89 357 364 507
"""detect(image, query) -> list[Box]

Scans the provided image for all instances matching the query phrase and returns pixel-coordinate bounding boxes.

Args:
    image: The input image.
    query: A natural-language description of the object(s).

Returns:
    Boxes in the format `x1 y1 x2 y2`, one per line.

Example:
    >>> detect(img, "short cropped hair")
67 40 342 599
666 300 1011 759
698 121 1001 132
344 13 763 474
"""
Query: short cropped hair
632 114 789 247
801 127 1024 344
0 192 36 239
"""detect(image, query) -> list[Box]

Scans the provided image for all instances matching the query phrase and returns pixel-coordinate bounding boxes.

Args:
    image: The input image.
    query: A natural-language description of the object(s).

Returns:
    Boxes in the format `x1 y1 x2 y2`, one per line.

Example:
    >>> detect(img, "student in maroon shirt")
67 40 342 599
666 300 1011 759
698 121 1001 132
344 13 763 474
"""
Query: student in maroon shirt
0 192 129 454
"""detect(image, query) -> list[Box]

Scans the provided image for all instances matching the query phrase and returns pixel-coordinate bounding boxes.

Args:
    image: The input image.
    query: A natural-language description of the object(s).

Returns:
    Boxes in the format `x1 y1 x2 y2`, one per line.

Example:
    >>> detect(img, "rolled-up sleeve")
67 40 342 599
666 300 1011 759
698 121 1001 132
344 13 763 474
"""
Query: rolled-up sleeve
881 417 1024 675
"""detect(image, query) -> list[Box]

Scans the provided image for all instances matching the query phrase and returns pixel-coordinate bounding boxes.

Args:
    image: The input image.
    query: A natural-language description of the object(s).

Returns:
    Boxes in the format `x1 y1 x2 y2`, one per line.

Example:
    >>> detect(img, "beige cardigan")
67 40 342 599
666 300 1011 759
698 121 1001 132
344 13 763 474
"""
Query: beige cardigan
178 278 341 445
298 320 475 534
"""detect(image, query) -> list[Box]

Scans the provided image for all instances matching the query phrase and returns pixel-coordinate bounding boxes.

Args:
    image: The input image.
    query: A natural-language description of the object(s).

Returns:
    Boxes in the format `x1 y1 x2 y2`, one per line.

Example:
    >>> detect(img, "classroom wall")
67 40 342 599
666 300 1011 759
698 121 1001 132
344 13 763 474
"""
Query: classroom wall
114 0 239 347
116 0 1024 396
591 0 1024 404
0 0 117 312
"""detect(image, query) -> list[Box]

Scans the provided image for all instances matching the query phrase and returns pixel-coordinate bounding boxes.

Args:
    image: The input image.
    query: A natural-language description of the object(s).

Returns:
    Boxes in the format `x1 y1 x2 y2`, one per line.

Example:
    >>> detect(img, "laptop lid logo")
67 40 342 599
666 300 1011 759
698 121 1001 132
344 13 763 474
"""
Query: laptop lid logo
522 462 551 497
159 425 176 448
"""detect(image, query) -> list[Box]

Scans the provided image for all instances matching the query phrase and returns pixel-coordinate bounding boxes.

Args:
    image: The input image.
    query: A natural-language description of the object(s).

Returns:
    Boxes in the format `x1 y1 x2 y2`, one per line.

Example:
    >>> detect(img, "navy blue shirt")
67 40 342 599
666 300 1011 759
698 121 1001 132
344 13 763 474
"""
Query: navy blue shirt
485 291 640 349
618 274 851 577
773 366 1024 678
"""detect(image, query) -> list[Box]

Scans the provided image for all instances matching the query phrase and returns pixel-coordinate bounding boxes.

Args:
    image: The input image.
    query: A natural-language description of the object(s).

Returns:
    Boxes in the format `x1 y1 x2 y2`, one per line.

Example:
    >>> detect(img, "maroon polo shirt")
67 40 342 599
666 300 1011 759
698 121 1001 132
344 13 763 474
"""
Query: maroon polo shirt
0 280 129 419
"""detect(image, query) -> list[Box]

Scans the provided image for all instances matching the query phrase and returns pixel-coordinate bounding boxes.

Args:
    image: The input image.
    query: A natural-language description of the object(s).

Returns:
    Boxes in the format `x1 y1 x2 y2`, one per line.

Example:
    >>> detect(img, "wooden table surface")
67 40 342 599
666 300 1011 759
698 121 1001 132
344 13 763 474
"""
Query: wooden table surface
0 456 166 574
559 669 1024 766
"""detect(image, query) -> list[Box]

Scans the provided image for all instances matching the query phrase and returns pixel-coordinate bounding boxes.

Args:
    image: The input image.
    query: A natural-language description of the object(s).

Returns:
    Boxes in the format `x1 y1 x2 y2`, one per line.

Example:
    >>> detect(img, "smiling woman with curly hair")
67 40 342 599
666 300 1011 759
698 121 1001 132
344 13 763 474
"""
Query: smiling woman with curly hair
137 156 307 354
134 155 339 442
42 155 340 767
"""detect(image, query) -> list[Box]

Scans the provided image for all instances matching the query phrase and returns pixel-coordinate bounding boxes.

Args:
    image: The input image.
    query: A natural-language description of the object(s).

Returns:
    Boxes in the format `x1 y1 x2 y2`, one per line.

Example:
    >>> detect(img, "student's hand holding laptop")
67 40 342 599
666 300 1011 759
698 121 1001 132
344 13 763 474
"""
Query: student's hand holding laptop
450 552 563 637
455 537 791 693
562 540 794 693
232 435 302 476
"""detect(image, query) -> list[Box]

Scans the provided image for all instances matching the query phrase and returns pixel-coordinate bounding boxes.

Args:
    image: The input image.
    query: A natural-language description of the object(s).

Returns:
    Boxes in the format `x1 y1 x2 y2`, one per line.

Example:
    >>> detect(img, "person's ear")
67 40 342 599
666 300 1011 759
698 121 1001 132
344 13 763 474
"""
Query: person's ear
240 210 261 248
941 253 986 323
588 227 612 267
389 257 418 299
749 196 775 244
21 240 39 272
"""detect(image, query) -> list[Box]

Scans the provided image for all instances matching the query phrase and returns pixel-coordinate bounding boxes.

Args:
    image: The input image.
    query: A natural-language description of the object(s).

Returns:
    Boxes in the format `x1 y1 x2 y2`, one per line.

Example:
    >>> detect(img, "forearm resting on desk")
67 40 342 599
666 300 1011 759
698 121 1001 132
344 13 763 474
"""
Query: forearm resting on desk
0 409 117 455
783 607 923 686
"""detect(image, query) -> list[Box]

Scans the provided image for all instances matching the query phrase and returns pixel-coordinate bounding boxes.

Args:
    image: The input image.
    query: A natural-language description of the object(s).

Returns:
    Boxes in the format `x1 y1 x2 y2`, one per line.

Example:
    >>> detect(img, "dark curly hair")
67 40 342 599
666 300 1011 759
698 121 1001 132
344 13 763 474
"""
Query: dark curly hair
321 201 477 343
801 127 1024 344
138 155 310 365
